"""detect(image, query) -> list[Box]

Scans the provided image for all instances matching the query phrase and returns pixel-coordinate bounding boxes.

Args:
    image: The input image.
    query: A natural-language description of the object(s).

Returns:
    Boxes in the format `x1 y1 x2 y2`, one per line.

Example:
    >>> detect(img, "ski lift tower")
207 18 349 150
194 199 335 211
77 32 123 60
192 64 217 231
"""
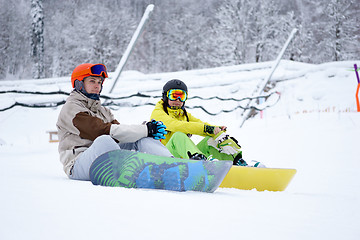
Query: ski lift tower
109 4 155 94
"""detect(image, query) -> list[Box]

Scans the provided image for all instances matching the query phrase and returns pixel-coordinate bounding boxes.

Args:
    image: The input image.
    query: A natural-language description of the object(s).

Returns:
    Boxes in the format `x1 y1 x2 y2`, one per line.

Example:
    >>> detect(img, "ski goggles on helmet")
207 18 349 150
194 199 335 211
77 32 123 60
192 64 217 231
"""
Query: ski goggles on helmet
167 89 187 102
73 63 108 79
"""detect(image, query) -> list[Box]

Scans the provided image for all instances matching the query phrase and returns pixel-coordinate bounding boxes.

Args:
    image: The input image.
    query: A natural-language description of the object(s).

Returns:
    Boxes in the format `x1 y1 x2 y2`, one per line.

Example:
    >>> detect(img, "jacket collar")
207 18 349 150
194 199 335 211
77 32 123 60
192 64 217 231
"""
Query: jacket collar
156 100 184 117
71 90 101 112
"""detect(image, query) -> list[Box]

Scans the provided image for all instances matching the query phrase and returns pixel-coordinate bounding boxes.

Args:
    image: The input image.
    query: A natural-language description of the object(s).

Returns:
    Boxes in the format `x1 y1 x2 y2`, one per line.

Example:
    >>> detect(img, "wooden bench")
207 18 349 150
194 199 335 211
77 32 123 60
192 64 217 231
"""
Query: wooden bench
47 131 59 143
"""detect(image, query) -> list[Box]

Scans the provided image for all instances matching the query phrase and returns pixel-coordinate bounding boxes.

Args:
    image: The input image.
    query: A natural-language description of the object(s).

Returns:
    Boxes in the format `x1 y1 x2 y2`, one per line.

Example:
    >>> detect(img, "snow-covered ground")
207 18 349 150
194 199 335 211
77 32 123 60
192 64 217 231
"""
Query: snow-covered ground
1 60 359 240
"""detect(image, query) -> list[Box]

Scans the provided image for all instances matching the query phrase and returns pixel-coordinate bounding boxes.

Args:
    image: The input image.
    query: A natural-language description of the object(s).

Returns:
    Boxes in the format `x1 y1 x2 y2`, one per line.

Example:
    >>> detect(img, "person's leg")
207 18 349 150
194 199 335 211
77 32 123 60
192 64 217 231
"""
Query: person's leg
196 136 265 167
119 137 173 158
70 135 120 181
196 136 240 161
165 132 204 159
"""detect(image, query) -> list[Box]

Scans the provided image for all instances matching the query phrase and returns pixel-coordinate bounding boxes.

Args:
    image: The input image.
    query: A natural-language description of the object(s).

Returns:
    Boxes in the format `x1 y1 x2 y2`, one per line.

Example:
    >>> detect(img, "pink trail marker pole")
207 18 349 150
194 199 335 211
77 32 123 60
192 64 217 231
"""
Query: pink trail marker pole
355 64 360 112
355 64 360 84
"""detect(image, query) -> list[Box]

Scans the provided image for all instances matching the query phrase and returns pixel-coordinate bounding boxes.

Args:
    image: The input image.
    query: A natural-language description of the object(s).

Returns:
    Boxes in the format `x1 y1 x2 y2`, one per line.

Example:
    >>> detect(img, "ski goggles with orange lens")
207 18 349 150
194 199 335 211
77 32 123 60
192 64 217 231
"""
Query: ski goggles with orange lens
73 64 108 79
168 89 187 102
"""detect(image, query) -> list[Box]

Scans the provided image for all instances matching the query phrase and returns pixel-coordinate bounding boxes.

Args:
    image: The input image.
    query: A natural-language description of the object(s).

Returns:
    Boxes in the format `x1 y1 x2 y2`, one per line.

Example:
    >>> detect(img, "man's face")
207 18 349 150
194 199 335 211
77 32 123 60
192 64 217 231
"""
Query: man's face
83 76 103 94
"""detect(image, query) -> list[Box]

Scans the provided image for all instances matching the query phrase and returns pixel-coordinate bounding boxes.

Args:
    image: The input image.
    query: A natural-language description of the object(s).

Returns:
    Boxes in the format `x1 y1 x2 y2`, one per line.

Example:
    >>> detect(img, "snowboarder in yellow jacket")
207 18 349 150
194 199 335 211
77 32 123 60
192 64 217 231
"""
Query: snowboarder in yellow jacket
150 79 265 167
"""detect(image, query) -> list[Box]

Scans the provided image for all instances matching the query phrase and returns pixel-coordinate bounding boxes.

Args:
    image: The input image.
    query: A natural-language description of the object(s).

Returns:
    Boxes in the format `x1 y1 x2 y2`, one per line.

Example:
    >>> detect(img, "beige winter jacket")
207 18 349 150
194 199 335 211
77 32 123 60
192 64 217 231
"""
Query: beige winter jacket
56 90 148 177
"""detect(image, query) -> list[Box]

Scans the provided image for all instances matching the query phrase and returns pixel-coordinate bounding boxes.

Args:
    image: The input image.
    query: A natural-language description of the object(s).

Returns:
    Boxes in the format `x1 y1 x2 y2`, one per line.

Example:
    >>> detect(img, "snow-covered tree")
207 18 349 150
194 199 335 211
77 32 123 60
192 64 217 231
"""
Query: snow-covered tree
0 0 359 80
325 0 357 61
248 1 297 62
30 0 44 79
213 0 251 65
0 0 31 79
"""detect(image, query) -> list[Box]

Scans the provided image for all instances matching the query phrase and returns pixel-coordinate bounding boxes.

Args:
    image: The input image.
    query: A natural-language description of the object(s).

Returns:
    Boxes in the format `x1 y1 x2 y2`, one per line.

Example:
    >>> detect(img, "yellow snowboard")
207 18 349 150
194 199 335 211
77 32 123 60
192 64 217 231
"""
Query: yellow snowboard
220 166 297 191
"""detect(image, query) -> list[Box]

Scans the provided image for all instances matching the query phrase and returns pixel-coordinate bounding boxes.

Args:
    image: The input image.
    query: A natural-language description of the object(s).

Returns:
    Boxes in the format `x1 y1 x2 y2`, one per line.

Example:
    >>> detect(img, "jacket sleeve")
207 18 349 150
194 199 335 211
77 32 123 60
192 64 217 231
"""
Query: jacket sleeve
150 105 213 137
109 124 148 143
72 112 115 141
73 112 147 143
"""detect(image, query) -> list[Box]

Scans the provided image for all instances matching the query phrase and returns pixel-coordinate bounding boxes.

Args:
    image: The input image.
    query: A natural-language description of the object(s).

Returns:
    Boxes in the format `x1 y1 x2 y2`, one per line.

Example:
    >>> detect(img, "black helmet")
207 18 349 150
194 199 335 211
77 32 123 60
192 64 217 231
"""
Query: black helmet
162 79 188 100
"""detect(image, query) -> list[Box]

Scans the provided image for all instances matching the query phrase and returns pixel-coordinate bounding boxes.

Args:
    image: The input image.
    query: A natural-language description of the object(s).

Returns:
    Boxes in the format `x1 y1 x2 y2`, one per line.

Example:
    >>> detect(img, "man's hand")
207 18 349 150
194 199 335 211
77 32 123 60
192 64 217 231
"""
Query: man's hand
146 120 167 140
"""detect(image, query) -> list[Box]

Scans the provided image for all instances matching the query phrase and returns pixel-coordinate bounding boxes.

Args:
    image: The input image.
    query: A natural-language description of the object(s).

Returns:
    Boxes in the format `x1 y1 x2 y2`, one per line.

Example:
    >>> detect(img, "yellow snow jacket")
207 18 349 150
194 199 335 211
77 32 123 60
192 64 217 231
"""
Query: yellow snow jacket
150 100 216 145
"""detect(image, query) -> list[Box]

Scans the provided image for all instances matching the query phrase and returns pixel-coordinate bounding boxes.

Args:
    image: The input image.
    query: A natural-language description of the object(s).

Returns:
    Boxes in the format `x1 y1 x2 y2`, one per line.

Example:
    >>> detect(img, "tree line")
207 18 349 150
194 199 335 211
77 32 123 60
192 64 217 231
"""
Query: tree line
0 0 358 80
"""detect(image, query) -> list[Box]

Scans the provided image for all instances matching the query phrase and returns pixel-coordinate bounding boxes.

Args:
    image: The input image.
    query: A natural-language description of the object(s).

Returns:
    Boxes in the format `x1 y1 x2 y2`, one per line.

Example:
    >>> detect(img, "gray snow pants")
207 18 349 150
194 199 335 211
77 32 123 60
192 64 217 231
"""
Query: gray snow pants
69 135 173 181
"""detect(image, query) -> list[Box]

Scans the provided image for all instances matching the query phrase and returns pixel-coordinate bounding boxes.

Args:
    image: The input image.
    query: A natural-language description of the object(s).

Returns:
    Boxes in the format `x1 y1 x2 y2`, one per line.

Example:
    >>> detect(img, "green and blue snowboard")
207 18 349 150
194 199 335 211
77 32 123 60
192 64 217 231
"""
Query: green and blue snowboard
90 149 232 193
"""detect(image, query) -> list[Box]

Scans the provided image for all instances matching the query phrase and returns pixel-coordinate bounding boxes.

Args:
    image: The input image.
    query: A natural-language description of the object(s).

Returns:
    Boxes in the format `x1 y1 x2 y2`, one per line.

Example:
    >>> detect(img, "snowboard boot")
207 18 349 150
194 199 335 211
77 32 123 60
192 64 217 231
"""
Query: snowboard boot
205 155 219 162
233 158 248 166
187 151 207 161
248 160 266 168
233 153 248 166
187 152 218 162
233 153 266 168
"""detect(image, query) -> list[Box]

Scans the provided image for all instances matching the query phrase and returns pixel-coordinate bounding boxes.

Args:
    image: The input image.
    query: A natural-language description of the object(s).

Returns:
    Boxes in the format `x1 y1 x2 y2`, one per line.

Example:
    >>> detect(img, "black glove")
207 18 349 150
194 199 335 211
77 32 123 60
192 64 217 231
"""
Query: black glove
229 136 241 148
146 120 167 140
204 125 215 134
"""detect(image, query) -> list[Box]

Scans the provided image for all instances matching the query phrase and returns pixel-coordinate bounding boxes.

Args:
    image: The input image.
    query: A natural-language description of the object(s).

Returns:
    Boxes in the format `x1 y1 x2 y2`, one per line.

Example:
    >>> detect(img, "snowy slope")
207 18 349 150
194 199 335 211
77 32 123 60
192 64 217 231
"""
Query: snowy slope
0 60 359 240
